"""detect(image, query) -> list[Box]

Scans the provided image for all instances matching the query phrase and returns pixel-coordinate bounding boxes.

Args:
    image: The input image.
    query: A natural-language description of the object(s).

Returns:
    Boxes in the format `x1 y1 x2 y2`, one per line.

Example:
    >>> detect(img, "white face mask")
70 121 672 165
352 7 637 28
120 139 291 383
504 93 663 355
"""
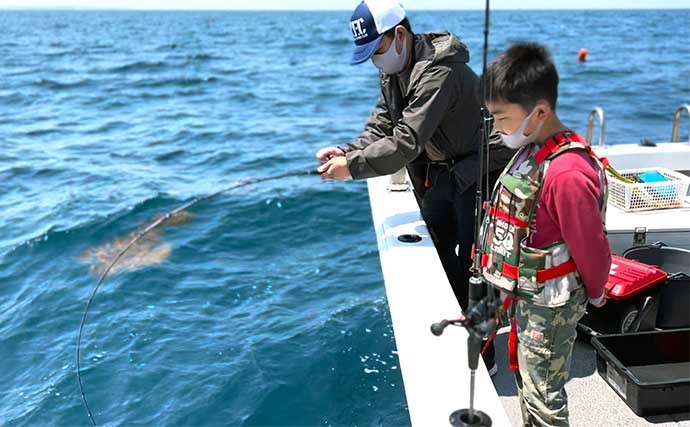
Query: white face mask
372 34 407 75
499 109 544 149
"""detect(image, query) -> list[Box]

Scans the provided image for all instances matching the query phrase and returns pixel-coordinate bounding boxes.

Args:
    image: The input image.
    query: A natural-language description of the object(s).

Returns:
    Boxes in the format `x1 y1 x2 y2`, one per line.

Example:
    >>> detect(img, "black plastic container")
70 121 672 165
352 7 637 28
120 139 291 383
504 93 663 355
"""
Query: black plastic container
591 328 690 416
624 243 690 329
579 243 690 339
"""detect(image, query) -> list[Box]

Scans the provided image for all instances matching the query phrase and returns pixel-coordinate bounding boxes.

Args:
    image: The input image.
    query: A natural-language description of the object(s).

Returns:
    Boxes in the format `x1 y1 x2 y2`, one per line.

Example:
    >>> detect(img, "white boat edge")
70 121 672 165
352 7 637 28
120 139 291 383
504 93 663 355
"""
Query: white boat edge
367 173 513 427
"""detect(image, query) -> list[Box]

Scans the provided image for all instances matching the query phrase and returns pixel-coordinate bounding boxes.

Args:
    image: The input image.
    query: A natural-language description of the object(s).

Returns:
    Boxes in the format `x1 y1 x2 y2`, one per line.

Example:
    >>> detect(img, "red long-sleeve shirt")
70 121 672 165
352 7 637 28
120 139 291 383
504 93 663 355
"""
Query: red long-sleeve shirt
529 149 612 299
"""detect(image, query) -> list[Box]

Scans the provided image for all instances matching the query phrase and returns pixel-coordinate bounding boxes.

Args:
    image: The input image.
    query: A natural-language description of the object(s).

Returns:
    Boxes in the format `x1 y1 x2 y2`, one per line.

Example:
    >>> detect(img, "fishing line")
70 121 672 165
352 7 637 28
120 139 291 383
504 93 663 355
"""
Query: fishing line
76 167 321 426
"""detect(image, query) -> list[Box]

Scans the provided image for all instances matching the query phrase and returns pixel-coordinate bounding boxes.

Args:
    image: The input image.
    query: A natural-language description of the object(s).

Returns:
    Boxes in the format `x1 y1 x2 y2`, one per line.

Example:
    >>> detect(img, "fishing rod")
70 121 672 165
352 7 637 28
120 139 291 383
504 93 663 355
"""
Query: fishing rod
76 167 321 426
430 0 500 426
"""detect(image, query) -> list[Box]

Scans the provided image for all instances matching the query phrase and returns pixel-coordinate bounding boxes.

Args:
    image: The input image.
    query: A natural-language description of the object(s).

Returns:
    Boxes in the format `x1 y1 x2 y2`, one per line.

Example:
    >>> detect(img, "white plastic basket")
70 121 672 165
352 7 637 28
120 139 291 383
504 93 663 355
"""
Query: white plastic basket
607 167 690 212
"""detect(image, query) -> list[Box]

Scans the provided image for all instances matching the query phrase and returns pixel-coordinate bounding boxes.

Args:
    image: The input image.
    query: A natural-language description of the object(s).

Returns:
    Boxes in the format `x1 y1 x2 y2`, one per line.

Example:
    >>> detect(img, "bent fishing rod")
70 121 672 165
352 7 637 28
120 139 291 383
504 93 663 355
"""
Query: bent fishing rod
77 167 321 426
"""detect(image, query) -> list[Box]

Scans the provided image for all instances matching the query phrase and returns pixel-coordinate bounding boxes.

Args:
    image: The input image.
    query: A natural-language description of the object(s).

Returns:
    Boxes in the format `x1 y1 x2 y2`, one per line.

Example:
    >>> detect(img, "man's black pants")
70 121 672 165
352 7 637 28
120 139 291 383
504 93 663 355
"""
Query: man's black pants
409 164 498 309
409 163 499 367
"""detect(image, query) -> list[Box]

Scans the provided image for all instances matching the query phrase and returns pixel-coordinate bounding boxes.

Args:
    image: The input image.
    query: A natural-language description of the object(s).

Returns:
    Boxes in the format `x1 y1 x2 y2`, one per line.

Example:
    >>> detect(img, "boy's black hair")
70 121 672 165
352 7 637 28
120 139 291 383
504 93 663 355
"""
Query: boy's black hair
383 17 413 38
481 43 559 111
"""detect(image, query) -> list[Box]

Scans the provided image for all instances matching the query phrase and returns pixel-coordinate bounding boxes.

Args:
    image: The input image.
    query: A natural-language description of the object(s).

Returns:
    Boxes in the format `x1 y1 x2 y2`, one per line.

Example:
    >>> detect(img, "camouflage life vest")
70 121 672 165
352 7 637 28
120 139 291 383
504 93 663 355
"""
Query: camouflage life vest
478 132 608 307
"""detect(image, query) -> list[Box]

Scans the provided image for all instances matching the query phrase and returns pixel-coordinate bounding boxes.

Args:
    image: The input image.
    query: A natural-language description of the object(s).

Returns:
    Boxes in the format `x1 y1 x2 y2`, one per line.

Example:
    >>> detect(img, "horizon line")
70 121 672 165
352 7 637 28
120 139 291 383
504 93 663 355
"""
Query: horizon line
2 6 689 10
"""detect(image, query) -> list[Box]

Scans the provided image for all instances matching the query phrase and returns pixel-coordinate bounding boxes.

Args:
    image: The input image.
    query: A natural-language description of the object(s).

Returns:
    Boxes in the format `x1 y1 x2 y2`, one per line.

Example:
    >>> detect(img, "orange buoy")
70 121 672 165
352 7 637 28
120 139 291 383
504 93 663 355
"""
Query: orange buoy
578 48 588 62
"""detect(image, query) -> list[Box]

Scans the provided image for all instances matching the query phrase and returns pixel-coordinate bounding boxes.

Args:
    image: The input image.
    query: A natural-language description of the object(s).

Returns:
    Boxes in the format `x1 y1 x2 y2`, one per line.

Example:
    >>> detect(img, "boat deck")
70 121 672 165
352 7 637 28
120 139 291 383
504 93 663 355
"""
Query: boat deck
490 326 690 427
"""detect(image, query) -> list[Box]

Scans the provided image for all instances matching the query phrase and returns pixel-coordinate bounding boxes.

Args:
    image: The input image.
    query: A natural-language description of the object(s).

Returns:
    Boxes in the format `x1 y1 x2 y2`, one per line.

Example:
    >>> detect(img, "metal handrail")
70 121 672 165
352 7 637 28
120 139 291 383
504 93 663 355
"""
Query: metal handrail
671 104 690 143
586 107 606 147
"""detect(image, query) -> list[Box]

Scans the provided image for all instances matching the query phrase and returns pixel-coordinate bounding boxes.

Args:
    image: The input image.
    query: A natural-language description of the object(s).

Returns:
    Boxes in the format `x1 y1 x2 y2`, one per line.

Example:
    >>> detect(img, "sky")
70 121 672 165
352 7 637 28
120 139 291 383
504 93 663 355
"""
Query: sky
0 0 688 10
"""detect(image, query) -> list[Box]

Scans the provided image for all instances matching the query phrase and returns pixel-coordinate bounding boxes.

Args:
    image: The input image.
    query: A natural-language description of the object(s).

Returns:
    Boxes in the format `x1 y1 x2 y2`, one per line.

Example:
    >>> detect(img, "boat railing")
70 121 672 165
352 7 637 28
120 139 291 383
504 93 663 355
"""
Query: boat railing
671 104 690 143
586 106 606 147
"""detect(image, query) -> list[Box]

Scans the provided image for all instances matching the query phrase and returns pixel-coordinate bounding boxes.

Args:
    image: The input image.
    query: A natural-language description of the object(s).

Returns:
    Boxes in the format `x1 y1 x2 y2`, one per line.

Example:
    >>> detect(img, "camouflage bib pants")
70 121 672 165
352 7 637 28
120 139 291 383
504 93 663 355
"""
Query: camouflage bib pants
515 287 587 426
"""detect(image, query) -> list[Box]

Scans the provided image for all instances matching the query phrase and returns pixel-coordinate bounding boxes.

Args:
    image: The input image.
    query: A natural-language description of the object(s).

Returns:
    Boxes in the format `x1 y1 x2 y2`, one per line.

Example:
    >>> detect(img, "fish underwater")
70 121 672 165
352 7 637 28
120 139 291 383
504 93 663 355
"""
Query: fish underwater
80 210 193 276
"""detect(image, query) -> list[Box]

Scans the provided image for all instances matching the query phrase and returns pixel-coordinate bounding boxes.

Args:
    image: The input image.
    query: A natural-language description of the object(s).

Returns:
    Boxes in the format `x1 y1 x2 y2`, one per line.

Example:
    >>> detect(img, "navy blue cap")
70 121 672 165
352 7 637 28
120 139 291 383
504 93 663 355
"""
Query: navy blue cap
349 0 406 65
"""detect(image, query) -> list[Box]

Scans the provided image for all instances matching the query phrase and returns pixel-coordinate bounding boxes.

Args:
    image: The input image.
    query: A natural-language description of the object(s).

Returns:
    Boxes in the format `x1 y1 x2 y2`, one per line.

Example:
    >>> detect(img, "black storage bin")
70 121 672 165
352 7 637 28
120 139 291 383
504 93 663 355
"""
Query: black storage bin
624 243 690 329
623 243 690 275
658 275 690 329
591 328 690 416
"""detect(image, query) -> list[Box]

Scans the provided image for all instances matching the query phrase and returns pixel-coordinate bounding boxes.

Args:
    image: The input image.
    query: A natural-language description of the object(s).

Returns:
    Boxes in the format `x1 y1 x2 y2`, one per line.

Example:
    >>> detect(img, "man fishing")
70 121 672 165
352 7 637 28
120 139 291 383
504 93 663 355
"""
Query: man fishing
316 0 513 374
316 2 513 376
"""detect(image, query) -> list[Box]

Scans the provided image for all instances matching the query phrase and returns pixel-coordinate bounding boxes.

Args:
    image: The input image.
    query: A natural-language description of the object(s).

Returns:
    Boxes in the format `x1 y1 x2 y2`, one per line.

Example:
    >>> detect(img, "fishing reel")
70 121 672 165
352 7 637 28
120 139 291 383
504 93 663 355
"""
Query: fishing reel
431 276 502 427
430 286 500 340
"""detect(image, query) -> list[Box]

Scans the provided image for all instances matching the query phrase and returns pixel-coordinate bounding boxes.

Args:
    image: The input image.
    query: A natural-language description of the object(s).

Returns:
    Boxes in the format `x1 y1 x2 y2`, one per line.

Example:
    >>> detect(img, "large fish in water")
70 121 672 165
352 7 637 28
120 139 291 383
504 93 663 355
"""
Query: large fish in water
80 210 193 277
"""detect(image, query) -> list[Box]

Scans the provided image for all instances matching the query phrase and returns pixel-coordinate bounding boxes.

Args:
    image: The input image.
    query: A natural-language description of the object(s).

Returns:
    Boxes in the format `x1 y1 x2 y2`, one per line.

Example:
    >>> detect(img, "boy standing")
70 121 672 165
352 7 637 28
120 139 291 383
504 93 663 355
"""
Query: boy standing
478 43 611 426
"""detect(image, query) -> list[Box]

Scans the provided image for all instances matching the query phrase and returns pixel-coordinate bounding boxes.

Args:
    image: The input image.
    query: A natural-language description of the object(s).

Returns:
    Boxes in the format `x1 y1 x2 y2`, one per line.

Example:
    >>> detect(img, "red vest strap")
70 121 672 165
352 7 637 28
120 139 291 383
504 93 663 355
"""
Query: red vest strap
554 133 568 145
536 258 578 282
534 140 556 164
566 133 586 144
584 145 611 169
508 318 519 371
500 258 578 282
598 155 610 169
481 254 490 268
538 131 610 170
534 132 587 165
502 296 519 371
502 262 519 279
487 206 529 229
502 295 516 311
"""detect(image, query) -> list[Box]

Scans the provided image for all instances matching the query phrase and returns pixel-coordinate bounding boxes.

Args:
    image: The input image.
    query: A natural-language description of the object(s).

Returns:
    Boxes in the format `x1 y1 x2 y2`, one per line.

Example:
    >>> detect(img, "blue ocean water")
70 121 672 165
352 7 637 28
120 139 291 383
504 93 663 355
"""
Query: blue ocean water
0 8 688 426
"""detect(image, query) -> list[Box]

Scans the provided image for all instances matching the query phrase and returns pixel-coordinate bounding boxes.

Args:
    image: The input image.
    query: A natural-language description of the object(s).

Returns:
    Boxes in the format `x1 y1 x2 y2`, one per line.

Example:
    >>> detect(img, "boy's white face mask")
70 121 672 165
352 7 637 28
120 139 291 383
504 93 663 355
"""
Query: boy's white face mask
500 109 544 149
372 35 407 75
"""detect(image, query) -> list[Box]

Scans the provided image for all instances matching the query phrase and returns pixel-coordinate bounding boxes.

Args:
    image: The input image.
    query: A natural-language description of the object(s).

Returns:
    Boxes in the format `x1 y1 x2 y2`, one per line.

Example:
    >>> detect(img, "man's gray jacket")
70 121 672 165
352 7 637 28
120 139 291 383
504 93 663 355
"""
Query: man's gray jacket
342 31 513 192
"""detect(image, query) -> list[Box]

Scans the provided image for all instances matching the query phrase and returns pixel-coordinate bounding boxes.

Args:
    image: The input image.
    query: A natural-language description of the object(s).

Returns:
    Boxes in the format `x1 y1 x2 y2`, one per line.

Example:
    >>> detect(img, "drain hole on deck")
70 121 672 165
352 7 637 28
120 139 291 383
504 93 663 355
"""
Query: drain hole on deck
397 234 422 243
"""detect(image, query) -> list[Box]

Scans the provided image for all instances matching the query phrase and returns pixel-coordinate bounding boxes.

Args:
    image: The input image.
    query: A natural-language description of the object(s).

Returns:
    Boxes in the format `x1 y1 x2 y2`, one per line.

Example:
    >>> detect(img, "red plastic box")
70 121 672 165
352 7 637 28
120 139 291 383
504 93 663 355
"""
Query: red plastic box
606 255 668 300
